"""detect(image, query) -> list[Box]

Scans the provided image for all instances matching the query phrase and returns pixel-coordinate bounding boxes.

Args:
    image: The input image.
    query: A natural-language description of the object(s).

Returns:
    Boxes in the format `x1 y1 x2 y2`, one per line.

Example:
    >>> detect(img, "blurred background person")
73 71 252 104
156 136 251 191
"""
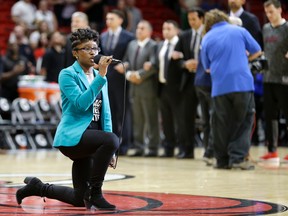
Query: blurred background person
123 20 160 157
11 0 37 30
29 20 52 50
156 20 182 157
260 0 288 163
201 9 262 170
125 0 142 34
35 0 58 32
64 11 89 67
172 7 205 159
50 0 78 28
101 9 134 155
8 25 36 73
80 0 108 32
40 31 66 83
228 0 264 146
0 42 30 102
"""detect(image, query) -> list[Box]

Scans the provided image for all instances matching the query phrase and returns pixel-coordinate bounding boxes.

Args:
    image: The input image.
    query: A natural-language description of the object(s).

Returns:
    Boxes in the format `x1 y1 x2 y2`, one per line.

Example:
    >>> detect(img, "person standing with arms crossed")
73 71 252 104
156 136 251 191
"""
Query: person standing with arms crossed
16 28 119 210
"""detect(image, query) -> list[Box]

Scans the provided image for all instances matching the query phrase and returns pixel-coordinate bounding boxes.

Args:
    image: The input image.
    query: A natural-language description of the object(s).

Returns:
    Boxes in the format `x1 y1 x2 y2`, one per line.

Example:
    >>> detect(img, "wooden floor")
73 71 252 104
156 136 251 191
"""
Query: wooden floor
0 146 288 215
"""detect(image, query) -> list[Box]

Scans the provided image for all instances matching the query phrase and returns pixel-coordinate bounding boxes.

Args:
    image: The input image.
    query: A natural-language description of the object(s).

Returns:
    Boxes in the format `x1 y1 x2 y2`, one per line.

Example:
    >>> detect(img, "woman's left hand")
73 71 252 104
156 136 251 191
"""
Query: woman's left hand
109 154 117 169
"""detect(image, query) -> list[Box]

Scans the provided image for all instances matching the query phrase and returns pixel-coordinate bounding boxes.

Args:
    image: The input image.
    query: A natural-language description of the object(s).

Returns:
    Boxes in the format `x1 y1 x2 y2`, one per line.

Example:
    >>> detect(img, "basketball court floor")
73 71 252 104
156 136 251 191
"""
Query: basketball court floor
0 146 288 215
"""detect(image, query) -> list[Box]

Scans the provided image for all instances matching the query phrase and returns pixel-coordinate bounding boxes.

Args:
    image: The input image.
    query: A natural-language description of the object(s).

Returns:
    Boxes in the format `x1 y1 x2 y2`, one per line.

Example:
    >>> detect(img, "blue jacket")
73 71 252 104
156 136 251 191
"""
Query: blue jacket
53 61 112 147
201 21 261 97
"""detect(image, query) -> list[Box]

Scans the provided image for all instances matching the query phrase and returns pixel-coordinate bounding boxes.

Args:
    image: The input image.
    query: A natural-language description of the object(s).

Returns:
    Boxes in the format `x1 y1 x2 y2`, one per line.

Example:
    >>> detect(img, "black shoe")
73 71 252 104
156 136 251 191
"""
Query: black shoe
16 177 45 205
177 152 194 159
160 152 174 158
160 149 174 158
84 187 116 210
213 164 231 170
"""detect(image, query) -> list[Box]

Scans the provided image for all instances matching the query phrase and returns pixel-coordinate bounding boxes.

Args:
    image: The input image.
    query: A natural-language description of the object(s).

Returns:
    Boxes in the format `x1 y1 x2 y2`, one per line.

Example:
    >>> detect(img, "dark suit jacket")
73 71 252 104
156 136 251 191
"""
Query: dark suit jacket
240 11 263 48
64 33 74 68
156 41 181 95
100 29 134 88
174 29 195 91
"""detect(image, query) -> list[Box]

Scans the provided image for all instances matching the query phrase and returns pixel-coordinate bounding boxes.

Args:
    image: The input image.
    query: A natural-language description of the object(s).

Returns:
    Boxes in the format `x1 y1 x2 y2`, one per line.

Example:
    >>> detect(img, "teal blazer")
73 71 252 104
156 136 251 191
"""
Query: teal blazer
53 61 112 147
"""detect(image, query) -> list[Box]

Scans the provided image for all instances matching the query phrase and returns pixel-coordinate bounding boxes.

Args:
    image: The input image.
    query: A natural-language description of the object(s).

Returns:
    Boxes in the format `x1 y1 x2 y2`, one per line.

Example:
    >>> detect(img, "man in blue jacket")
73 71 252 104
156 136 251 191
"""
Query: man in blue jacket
201 9 262 170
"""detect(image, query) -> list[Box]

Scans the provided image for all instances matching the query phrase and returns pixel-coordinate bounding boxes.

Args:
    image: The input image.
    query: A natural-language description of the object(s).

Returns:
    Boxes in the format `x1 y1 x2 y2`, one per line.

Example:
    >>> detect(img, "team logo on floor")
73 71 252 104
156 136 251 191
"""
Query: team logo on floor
0 189 287 215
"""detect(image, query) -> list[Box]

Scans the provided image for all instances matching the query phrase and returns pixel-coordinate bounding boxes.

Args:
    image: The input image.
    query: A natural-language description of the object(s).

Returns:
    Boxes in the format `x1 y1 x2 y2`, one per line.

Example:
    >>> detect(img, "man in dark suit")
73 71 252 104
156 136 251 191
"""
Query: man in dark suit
228 0 263 48
101 10 135 155
122 20 160 157
228 0 264 146
172 7 205 159
156 20 182 157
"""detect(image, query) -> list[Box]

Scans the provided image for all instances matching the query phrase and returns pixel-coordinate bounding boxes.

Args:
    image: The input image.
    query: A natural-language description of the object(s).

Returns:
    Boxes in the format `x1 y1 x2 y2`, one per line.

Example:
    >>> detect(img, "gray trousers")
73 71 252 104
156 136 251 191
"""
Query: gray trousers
211 92 255 166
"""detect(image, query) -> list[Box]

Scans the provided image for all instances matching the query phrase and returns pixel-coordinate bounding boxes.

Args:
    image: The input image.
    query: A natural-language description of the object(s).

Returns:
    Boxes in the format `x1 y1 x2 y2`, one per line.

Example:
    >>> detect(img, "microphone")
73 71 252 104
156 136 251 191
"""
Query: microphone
94 54 122 64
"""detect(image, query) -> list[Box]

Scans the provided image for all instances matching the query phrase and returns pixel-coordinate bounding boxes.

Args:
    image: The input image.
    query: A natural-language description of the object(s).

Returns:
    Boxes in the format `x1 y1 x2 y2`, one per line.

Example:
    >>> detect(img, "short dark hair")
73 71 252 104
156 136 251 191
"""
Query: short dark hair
109 9 125 20
187 7 205 19
71 28 99 50
264 0 281 8
164 20 179 29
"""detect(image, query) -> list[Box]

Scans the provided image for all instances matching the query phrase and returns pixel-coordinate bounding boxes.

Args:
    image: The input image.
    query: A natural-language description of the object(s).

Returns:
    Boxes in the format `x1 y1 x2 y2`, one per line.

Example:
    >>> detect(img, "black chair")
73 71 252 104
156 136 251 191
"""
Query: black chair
0 97 17 150
11 98 52 149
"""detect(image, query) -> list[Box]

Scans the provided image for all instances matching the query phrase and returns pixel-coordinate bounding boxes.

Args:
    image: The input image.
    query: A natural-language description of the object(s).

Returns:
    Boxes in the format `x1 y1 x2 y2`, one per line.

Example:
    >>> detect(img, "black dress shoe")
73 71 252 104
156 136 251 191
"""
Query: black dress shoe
213 164 231 170
144 151 158 157
177 152 194 159
160 152 174 158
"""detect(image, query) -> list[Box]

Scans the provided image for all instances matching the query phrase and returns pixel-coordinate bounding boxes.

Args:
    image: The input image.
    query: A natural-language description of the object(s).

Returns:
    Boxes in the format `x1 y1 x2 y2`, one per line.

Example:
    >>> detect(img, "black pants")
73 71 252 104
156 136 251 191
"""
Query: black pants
212 92 255 166
178 83 198 154
263 83 288 152
159 84 182 152
46 129 119 207
195 86 214 158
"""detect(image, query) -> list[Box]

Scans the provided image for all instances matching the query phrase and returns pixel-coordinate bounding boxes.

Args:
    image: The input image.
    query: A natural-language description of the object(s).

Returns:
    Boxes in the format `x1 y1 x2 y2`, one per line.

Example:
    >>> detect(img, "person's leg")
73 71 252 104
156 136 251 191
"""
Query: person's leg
196 87 212 150
131 95 145 155
159 86 177 156
263 83 279 153
211 95 231 168
178 85 198 158
275 84 288 159
143 96 160 155
76 130 119 209
227 92 255 165
16 130 119 209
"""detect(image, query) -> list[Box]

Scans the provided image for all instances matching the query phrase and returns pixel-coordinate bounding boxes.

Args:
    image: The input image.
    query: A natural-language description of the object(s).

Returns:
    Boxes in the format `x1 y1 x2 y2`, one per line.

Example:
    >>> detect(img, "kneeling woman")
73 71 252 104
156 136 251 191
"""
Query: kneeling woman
16 28 119 210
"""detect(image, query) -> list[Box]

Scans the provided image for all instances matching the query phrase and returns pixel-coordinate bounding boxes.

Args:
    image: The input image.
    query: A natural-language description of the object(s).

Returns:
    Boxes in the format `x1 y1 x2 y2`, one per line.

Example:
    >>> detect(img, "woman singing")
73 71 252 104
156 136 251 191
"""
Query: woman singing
16 28 119 210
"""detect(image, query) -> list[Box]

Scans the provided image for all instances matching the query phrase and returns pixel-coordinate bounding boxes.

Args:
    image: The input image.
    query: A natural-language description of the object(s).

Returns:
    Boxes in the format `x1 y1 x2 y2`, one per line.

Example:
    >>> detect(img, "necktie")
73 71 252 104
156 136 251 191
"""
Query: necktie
107 33 114 51
164 43 170 80
191 31 198 58
133 45 140 70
